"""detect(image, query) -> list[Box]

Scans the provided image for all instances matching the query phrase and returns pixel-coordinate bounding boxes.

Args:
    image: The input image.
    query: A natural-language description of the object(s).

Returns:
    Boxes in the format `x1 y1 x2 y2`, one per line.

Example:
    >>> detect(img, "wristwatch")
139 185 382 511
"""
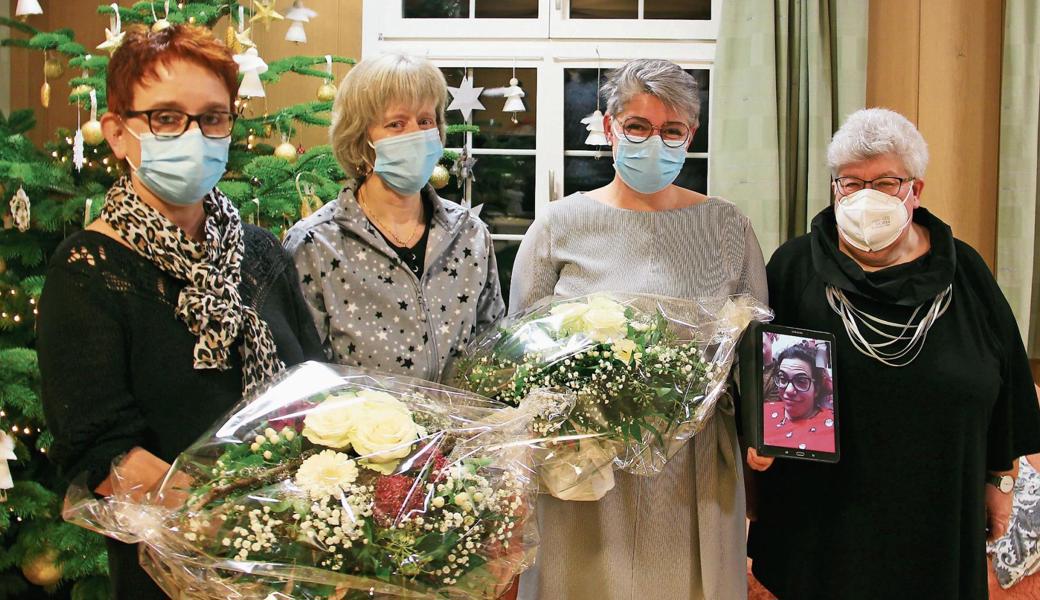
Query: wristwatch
987 473 1015 494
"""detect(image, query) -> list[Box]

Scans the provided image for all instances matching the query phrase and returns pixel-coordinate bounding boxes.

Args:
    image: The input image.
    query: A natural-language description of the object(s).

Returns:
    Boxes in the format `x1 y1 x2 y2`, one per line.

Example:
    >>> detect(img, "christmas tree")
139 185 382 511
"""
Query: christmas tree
0 1 363 597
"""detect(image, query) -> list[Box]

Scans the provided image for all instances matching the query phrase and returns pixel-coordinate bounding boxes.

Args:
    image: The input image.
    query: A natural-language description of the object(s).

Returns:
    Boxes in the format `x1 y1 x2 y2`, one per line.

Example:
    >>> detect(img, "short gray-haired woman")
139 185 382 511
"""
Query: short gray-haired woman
746 108 1040 599
511 59 767 600
285 53 505 381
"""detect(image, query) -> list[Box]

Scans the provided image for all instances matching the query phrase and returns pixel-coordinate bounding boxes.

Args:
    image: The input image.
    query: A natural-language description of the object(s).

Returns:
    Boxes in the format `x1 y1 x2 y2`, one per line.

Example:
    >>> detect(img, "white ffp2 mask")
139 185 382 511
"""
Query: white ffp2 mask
834 186 914 252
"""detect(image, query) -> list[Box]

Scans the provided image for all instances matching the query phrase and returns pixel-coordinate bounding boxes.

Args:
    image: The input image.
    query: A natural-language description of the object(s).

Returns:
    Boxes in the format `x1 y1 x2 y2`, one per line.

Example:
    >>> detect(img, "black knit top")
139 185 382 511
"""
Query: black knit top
37 225 322 599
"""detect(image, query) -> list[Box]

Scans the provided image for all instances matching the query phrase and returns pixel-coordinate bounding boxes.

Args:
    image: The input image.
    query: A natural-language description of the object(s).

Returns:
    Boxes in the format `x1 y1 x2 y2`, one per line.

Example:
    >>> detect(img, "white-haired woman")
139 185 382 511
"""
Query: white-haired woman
746 108 1040 599
511 59 767 600
284 54 504 381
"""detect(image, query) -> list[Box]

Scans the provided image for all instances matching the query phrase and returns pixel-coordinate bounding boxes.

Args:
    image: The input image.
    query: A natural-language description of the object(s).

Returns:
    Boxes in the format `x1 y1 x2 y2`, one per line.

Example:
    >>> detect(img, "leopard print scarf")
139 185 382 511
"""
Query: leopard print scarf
101 176 283 393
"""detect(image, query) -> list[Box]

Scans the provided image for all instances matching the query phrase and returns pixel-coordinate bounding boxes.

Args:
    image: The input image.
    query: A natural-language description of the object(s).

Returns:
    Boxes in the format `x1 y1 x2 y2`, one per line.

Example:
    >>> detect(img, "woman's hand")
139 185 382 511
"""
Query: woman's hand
986 482 1013 542
746 447 774 472
94 447 192 508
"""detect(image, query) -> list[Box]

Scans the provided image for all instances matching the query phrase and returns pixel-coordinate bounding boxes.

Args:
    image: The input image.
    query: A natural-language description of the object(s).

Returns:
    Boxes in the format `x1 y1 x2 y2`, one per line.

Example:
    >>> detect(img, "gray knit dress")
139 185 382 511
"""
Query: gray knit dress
510 192 768 600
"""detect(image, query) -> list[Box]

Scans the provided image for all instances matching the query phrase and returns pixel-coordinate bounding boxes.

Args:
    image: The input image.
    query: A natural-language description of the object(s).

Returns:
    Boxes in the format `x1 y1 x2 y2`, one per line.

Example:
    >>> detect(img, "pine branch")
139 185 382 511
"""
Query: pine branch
0 17 38 36
0 110 38 136
261 55 355 85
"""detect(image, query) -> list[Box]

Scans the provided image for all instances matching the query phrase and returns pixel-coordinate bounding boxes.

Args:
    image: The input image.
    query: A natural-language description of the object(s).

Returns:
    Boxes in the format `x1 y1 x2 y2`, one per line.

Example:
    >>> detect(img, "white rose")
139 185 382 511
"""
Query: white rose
583 305 628 343
612 339 637 363
302 392 361 450
345 389 422 474
550 302 591 334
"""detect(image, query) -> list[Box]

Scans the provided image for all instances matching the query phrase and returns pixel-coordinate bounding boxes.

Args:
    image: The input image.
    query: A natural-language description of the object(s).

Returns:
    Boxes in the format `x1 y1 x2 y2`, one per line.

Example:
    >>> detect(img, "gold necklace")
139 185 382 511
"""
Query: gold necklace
358 186 424 247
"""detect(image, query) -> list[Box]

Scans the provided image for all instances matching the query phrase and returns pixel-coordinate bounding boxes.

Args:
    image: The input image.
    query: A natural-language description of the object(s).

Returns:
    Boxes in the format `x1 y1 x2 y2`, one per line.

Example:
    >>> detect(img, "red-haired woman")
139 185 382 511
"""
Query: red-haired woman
37 25 321 598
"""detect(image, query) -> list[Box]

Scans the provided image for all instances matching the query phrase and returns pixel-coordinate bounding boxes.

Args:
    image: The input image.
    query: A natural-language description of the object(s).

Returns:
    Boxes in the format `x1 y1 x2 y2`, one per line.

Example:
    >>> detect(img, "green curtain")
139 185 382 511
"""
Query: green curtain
996 0 1040 357
709 0 868 256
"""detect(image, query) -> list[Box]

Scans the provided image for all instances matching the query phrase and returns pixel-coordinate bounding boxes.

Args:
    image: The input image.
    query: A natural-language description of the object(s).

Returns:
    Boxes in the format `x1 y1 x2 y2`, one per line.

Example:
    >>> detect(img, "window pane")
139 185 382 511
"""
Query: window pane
563 156 707 196
475 0 538 18
689 69 709 153
564 68 603 151
470 68 537 150
674 157 708 193
493 239 521 311
441 67 468 148
473 155 536 235
644 0 711 20
441 67 537 150
570 0 637 19
403 0 469 18
564 155 615 196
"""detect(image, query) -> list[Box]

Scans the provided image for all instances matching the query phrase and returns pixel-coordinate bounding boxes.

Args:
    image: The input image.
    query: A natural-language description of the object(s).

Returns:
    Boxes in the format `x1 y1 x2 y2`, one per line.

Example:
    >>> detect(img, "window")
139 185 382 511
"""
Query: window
364 1 719 300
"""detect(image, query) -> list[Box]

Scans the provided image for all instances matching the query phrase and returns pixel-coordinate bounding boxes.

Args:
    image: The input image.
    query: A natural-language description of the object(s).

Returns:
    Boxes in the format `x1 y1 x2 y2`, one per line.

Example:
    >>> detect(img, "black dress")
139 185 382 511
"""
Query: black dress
38 226 323 600
748 207 1040 600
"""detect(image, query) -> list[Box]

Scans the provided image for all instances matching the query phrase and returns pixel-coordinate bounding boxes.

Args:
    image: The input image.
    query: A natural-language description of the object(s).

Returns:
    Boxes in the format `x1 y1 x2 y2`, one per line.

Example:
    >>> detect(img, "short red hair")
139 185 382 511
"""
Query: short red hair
106 24 239 115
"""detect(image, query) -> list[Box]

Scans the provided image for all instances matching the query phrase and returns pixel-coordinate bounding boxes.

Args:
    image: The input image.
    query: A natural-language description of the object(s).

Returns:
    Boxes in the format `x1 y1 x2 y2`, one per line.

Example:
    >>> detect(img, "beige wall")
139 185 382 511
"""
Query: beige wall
867 0 1004 268
7 0 361 148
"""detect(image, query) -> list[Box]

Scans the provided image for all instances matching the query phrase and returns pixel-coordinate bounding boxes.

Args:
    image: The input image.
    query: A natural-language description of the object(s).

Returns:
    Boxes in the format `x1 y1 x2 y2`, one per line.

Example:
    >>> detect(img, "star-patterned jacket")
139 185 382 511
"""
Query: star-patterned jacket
283 181 505 382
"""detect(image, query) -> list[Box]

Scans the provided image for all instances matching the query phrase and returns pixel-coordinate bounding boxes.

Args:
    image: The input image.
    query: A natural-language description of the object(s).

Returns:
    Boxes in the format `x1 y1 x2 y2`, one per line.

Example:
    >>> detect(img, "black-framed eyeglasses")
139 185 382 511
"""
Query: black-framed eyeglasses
614 116 692 148
833 175 914 198
774 371 814 393
123 109 237 139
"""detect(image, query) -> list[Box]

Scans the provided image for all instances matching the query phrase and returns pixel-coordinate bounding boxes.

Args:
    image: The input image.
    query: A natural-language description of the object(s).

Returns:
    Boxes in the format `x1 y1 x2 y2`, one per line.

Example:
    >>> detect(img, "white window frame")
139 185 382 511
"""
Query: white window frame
549 0 722 40
370 0 721 41
363 3 719 245
373 0 550 39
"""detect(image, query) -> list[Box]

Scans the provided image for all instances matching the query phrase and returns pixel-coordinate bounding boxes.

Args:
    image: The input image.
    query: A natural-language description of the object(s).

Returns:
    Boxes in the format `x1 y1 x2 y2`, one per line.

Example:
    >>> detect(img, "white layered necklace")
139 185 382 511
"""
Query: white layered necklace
825 284 952 367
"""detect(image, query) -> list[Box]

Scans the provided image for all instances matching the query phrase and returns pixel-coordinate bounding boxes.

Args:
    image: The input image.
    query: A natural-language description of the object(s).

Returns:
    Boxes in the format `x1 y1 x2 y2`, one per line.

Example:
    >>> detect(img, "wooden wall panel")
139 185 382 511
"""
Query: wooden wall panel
866 0 920 123
867 0 1003 268
7 0 362 149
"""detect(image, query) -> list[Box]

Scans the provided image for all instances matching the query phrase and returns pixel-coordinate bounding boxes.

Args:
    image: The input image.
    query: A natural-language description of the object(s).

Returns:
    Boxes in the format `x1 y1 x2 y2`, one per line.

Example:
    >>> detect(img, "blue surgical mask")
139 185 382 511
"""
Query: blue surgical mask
612 130 687 194
370 128 443 196
126 127 230 206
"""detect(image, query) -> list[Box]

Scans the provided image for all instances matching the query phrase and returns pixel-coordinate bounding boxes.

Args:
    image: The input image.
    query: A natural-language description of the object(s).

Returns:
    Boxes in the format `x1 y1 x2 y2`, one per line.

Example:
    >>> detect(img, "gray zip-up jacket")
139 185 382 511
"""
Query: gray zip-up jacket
283 181 505 382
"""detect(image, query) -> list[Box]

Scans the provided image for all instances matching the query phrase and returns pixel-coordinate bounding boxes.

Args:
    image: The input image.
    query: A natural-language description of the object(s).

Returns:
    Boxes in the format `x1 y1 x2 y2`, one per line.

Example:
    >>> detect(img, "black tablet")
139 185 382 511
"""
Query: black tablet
739 322 840 463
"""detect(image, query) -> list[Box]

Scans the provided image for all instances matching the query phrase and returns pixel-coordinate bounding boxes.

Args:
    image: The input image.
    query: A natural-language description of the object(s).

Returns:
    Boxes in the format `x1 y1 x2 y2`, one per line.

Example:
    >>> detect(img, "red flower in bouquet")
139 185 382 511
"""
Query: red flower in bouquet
373 474 428 526
410 445 449 481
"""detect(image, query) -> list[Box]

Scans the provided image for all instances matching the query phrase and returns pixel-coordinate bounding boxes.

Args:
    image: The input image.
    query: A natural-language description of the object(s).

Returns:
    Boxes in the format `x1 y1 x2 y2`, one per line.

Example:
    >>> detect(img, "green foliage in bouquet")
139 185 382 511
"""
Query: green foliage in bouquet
161 386 527 599
452 295 715 445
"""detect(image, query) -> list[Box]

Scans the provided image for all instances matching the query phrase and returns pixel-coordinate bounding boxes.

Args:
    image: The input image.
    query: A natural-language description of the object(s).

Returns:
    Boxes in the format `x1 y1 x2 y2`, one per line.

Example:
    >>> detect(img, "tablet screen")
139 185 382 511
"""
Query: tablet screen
761 332 836 454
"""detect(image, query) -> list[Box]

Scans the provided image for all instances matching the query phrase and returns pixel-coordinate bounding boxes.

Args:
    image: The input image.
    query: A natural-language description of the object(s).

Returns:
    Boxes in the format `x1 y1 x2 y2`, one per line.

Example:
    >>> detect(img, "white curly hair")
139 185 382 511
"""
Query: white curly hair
827 108 929 179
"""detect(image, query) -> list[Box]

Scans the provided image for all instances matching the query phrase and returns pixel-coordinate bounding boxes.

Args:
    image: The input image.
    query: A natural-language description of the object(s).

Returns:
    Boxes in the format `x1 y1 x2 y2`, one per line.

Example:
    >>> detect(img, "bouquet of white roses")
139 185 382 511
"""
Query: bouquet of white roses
64 363 561 600
449 293 770 501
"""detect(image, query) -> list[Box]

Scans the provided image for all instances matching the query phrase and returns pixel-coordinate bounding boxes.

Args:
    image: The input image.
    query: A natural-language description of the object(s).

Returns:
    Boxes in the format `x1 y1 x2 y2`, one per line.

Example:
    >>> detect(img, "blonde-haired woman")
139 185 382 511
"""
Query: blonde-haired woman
285 53 504 381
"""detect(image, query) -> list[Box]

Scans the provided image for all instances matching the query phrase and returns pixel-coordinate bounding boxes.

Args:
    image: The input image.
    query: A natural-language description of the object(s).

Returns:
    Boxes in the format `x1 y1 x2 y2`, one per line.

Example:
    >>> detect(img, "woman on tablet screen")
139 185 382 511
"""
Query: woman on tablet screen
762 343 834 453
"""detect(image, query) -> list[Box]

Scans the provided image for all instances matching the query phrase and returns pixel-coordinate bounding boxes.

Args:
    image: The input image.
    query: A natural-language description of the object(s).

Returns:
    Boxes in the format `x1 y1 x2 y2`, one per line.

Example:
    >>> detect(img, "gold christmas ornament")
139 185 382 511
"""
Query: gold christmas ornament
274 142 298 163
40 81 51 108
43 57 64 80
21 550 63 587
152 18 172 32
250 1 284 30
317 81 337 102
97 27 125 55
429 164 451 189
81 120 105 146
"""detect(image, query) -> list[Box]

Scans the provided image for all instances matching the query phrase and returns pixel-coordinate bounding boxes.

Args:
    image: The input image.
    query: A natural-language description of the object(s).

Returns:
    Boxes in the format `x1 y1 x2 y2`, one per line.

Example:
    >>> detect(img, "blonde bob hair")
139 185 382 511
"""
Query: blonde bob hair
329 53 447 177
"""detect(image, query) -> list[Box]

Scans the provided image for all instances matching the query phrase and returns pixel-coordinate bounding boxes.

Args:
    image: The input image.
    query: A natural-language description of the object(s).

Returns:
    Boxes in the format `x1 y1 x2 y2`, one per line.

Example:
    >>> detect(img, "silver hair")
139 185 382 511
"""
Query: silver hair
601 59 700 127
827 108 929 178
